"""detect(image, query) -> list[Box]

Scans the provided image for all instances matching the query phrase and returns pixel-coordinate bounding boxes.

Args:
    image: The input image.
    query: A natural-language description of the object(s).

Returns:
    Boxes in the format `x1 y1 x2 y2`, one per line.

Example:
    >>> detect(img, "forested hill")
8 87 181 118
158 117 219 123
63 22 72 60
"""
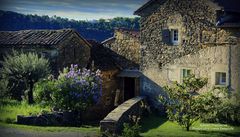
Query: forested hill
0 10 140 42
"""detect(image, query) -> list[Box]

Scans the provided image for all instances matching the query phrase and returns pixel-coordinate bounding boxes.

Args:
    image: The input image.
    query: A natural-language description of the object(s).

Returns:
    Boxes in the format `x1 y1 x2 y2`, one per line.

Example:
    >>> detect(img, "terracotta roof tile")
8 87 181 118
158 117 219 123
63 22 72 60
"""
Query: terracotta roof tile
0 29 73 46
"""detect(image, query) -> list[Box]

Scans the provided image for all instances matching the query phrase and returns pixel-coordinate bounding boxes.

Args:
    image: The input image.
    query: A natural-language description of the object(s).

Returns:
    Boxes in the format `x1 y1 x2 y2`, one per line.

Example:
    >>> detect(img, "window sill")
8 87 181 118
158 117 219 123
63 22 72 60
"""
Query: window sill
215 84 227 87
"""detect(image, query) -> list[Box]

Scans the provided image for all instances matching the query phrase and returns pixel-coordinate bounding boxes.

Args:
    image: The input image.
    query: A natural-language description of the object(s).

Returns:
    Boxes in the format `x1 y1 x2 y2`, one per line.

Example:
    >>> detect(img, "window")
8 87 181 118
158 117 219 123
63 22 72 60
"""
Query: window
215 72 226 85
181 69 191 79
171 29 179 45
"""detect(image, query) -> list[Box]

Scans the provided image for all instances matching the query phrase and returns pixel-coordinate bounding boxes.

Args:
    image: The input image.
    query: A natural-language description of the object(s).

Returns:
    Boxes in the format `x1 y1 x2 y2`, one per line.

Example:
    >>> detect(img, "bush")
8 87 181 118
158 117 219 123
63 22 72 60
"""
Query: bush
122 115 141 137
122 123 141 137
52 64 102 111
201 88 240 125
0 50 50 104
34 76 58 105
0 79 9 98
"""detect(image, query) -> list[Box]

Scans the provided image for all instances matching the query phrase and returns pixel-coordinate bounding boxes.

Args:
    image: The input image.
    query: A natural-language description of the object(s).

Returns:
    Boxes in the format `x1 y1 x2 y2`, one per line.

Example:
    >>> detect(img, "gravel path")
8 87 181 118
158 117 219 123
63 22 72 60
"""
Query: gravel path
0 126 99 137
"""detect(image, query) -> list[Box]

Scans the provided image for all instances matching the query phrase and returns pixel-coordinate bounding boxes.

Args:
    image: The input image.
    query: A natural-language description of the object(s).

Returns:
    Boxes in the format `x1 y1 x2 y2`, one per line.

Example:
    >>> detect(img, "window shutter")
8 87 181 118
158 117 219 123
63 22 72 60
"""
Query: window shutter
162 29 170 44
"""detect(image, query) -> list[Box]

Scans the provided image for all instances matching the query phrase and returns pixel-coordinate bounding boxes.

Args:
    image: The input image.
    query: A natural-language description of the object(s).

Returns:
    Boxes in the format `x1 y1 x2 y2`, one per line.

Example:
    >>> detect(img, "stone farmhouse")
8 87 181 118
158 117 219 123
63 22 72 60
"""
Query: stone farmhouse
131 0 240 109
0 29 91 73
100 0 240 132
0 0 240 124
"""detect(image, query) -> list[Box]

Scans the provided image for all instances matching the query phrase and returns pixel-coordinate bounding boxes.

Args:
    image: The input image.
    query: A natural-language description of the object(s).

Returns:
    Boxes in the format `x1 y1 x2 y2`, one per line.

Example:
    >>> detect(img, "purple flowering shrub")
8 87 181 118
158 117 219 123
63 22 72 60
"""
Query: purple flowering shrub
52 64 102 111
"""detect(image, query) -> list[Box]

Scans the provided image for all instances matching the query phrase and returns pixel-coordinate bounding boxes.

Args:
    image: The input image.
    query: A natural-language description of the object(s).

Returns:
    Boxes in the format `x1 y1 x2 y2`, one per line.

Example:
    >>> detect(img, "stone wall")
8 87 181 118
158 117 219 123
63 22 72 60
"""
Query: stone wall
140 0 222 70
139 0 240 108
100 96 147 135
82 69 121 122
103 29 141 70
57 32 91 71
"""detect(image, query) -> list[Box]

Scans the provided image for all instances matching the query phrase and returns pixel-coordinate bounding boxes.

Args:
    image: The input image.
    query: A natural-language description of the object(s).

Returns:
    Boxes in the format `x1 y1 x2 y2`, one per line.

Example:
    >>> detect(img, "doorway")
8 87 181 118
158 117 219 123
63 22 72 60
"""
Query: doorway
124 77 135 101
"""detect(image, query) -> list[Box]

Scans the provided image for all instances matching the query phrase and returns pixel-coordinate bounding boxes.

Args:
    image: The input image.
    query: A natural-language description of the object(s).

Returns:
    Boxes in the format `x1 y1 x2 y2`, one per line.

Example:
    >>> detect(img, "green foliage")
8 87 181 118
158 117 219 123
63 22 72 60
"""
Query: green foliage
201 88 240 125
51 65 102 111
1 50 50 104
122 115 141 137
0 99 50 123
33 76 58 105
0 79 9 98
0 10 140 42
122 123 141 137
160 75 208 131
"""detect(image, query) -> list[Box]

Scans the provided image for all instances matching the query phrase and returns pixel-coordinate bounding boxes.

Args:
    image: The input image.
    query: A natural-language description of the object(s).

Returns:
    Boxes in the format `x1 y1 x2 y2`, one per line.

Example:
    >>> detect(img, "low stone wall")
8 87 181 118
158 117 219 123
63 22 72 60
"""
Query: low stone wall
17 111 80 126
100 96 146 134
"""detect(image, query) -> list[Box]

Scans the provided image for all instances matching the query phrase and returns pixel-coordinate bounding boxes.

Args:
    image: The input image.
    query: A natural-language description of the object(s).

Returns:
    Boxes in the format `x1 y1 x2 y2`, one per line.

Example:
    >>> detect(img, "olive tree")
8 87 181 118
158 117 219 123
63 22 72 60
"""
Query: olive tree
160 75 208 131
1 50 50 104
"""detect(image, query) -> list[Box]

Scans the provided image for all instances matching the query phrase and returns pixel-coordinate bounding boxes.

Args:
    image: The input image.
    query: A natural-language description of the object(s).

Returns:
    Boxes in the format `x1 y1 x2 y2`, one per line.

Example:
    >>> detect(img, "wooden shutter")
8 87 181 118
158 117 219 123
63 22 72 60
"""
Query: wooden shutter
162 29 170 44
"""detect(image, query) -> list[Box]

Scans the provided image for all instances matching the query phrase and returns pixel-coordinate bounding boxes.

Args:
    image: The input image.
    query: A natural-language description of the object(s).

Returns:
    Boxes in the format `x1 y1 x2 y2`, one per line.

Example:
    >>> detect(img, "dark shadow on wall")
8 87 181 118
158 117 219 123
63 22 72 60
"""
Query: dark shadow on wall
140 75 168 115
88 39 139 71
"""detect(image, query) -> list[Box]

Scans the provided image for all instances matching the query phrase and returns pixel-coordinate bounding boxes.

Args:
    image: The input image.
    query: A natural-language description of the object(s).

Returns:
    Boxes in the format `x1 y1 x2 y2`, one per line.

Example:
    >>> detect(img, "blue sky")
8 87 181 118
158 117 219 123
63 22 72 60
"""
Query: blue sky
0 0 148 20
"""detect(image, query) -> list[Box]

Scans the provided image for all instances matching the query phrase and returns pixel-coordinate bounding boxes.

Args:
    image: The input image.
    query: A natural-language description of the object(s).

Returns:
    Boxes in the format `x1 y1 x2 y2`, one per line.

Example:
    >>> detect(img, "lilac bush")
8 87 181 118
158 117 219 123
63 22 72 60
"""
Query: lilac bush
53 64 102 111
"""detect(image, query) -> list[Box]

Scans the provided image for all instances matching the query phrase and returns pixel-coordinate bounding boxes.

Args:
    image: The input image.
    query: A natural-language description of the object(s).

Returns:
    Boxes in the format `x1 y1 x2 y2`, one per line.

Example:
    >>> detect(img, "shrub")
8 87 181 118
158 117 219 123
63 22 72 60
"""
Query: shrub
122 115 141 137
1 50 50 104
160 75 208 131
201 88 240 125
34 75 58 105
0 79 9 99
52 64 102 112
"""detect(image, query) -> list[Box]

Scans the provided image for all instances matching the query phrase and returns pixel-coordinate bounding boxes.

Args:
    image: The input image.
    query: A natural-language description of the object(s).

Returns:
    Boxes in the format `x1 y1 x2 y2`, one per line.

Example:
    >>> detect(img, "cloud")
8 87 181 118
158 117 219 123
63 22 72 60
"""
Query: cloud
0 0 148 20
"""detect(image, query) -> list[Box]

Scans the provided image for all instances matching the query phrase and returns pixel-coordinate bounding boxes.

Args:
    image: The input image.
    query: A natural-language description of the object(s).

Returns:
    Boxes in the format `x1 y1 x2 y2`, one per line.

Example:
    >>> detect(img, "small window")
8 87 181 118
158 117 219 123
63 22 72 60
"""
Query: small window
215 72 226 85
181 69 191 79
171 29 179 45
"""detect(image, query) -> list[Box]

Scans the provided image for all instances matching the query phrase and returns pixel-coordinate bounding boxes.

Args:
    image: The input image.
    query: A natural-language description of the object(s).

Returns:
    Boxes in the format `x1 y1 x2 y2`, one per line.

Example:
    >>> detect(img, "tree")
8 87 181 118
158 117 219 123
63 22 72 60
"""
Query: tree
1 50 50 104
160 75 208 131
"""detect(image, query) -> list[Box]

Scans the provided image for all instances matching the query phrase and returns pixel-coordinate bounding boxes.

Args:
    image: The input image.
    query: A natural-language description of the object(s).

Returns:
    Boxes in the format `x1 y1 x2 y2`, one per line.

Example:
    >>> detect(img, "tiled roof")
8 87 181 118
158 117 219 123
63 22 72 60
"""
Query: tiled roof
134 0 240 15
88 40 119 70
89 39 139 70
0 29 75 46
134 0 162 15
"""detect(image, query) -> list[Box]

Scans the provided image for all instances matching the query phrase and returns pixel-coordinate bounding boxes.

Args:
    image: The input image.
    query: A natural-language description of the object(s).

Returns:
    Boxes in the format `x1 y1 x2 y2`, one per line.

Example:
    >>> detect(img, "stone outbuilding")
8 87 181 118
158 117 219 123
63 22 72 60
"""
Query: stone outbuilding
102 28 142 105
0 29 91 73
88 40 142 116
133 0 240 109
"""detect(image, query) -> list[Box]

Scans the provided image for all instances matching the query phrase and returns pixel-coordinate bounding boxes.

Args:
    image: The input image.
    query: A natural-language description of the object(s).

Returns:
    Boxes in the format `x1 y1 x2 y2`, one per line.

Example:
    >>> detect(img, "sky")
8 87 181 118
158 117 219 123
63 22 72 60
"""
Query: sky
0 0 148 20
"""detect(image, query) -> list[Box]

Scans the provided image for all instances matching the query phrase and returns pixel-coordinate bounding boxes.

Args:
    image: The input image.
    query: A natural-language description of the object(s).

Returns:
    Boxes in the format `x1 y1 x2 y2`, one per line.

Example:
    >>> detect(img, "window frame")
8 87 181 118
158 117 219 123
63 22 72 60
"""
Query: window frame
215 72 227 86
180 68 192 83
171 29 179 45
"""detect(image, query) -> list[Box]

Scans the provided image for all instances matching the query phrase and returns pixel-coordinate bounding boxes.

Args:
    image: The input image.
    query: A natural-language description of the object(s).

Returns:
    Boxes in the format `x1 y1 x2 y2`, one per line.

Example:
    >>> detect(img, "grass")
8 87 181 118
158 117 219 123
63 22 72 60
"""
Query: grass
0 99 50 123
0 122 100 133
141 114 240 137
0 99 100 134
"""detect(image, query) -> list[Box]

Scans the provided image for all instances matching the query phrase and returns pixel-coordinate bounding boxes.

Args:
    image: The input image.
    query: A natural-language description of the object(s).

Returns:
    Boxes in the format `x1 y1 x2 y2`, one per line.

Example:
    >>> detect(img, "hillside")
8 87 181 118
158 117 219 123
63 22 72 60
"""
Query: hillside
0 10 140 42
